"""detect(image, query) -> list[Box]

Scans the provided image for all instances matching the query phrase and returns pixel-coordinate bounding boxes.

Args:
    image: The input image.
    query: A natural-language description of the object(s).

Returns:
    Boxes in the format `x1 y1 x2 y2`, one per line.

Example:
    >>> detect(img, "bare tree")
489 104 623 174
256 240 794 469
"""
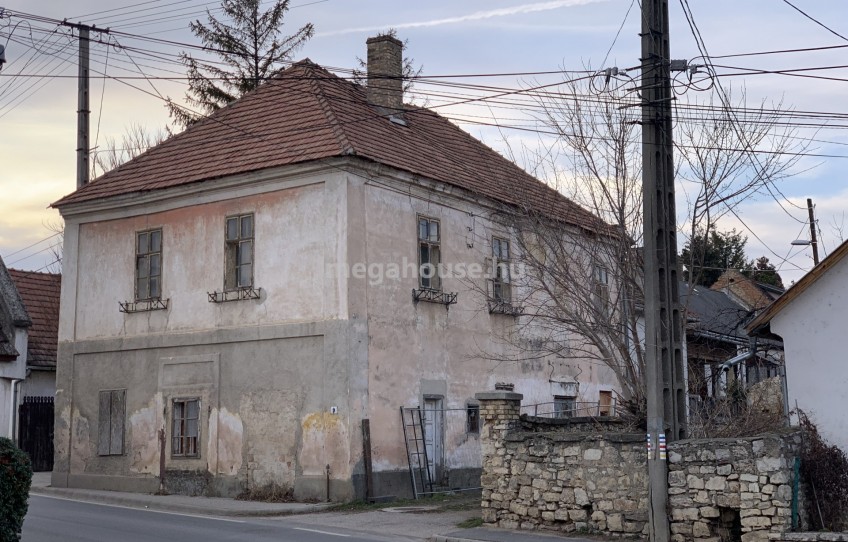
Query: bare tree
92 123 169 178
468 75 805 417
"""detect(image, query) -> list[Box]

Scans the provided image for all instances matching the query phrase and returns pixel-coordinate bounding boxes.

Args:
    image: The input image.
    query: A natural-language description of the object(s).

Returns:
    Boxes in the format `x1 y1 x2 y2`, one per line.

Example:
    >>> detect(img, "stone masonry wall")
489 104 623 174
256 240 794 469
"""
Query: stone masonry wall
477 392 805 540
668 432 803 542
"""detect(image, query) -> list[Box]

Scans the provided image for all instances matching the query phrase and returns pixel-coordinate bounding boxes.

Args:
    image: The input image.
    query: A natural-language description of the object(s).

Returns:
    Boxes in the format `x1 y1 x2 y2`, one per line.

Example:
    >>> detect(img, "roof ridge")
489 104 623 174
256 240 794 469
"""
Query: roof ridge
305 64 357 156
9 268 61 278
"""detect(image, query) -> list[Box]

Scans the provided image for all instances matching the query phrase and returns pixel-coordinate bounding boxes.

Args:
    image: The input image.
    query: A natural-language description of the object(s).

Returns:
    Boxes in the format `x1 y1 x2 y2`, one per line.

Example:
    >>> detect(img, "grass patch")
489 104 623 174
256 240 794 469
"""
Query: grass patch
457 517 483 529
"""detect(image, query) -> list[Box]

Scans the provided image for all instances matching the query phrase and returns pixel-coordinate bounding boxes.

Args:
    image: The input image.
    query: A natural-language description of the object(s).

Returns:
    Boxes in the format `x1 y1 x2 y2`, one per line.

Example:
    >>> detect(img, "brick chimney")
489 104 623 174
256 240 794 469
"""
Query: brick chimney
366 34 403 111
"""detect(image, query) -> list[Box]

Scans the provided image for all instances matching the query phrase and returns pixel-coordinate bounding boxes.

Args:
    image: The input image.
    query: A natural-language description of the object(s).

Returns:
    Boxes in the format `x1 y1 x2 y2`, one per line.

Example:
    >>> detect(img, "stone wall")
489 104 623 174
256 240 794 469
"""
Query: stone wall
477 392 805 540
668 433 803 542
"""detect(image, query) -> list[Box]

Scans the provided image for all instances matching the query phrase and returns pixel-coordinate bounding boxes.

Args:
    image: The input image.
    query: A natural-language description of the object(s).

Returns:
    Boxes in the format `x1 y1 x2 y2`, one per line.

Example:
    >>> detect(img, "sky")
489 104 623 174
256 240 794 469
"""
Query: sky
1 0 847 285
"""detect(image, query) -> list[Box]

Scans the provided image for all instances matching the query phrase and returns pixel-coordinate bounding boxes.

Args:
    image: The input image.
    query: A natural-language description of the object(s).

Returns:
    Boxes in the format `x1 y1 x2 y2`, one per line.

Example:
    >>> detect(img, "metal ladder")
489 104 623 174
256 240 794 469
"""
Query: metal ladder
400 406 433 499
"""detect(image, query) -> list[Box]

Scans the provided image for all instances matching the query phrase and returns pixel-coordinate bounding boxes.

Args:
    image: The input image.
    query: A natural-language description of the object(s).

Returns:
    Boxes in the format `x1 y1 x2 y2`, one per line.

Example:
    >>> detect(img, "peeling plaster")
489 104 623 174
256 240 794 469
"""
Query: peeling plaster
70 408 91 473
129 393 164 475
300 412 349 477
207 407 243 476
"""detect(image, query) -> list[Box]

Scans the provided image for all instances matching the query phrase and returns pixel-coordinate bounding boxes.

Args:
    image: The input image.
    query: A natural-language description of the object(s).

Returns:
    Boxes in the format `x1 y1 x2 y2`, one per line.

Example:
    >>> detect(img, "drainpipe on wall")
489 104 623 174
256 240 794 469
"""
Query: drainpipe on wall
8 378 22 442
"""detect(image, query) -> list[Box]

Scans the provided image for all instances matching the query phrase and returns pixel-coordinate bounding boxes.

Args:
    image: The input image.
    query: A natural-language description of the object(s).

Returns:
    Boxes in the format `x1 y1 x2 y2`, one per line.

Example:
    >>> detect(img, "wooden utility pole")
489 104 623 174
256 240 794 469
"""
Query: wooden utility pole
806 198 820 265
76 26 90 188
641 0 687 540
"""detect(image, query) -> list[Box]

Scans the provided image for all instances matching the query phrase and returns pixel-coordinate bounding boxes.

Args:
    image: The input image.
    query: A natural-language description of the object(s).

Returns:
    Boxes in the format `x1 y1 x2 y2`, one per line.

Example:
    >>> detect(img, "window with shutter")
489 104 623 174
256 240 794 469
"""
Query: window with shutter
98 389 126 456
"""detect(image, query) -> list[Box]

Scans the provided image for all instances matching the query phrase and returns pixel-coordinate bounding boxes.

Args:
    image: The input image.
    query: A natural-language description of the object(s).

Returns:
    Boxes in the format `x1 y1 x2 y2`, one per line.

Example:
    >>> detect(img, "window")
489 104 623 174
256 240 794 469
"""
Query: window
225 214 254 290
172 398 200 458
553 395 575 418
98 389 126 456
492 237 511 303
593 264 610 315
418 216 441 290
135 229 162 301
466 404 480 433
599 390 613 416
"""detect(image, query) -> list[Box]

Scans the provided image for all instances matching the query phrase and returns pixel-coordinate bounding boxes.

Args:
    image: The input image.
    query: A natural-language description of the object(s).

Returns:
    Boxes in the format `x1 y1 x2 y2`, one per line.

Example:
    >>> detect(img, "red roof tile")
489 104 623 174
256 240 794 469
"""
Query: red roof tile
8 269 60 368
53 61 603 231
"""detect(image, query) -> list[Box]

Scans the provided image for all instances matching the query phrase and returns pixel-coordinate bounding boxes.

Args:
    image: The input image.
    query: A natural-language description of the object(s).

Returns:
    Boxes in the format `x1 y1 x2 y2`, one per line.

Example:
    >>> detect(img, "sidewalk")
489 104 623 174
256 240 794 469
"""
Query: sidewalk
28 472 333 517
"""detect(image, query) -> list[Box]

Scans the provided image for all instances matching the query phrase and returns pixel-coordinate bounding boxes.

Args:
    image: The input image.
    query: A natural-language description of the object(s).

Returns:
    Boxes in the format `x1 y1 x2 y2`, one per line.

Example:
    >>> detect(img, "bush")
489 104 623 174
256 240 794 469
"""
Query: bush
799 411 848 531
0 437 32 541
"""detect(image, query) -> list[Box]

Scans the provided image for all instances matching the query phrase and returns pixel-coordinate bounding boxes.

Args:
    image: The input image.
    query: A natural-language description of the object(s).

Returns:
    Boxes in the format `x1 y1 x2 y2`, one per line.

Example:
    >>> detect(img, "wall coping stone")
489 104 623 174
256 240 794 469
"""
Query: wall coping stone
770 533 848 542
520 414 626 426
504 431 644 443
667 429 801 448
476 391 523 401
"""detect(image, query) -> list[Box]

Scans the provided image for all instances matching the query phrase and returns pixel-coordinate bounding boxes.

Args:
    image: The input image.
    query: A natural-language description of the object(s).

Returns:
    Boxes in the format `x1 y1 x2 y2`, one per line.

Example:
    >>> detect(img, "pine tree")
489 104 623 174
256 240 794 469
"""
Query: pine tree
167 0 313 127
681 228 749 286
744 256 785 288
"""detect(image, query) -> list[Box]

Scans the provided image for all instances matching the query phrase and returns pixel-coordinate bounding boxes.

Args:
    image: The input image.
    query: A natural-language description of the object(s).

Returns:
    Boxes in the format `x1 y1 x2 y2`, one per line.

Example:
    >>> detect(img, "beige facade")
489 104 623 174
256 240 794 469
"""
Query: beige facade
53 156 622 500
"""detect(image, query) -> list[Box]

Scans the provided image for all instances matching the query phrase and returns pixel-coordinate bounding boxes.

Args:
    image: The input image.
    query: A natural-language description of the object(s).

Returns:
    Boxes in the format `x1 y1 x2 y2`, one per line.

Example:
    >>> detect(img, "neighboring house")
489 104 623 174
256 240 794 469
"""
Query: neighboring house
748 238 848 452
8 269 61 397
681 283 782 407
0 255 31 441
50 36 623 499
711 269 783 312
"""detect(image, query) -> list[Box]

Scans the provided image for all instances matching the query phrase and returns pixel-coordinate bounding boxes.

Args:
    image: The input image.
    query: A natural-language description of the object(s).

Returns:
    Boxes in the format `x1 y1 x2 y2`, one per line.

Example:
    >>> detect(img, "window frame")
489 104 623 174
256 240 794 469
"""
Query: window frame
593 264 610 315
224 213 255 291
466 403 480 434
417 216 442 291
98 389 126 456
491 236 512 304
135 229 163 302
171 397 201 459
553 395 576 418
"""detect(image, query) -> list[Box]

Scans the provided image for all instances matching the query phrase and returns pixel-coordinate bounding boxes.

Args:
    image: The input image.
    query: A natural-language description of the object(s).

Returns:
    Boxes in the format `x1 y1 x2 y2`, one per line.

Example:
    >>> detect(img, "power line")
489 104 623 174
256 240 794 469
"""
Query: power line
779 0 848 43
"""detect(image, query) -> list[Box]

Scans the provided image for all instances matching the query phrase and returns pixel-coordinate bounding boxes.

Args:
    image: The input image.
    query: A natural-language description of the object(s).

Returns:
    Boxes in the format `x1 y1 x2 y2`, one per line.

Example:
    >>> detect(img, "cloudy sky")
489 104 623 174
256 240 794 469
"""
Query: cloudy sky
1 0 846 284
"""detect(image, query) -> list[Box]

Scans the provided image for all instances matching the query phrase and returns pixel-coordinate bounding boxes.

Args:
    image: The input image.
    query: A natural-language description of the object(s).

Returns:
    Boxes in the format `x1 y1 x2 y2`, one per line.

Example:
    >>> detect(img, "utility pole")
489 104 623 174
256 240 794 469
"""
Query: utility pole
76 25 90 188
641 0 687 540
60 21 109 189
806 198 820 265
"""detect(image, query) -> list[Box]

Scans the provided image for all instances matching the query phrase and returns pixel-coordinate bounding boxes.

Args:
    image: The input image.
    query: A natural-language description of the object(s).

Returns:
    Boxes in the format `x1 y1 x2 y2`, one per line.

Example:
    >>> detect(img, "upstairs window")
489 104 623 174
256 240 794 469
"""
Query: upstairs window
418 216 441 290
492 237 511 303
554 395 575 418
225 214 254 290
172 398 200 458
593 264 610 316
135 229 162 301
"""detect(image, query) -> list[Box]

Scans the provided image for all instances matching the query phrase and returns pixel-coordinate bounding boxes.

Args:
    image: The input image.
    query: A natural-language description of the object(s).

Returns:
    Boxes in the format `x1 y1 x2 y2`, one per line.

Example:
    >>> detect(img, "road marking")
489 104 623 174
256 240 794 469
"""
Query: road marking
293 527 351 537
31 494 246 523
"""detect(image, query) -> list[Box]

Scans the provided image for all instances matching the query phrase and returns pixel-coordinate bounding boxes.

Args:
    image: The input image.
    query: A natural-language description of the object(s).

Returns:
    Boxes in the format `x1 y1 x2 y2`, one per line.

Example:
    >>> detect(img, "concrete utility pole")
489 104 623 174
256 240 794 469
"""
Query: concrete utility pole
76 26 90 188
806 198 820 265
641 0 687 540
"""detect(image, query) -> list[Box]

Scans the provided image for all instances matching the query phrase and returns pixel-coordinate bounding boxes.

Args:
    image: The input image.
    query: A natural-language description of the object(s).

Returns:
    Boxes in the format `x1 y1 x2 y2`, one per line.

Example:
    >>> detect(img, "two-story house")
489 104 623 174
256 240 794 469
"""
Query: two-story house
51 35 623 500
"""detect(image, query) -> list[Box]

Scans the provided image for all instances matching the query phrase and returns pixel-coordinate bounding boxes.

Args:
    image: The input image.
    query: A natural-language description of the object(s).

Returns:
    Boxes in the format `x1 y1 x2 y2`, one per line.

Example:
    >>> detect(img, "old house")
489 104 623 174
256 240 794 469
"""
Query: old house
0 257 60 470
748 238 848 452
51 36 623 500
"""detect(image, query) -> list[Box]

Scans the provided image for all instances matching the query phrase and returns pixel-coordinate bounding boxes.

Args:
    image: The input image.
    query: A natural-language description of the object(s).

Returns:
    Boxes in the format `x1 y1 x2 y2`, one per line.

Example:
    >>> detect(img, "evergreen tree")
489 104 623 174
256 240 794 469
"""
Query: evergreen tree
744 256 785 288
167 0 313 127
681 228 749 286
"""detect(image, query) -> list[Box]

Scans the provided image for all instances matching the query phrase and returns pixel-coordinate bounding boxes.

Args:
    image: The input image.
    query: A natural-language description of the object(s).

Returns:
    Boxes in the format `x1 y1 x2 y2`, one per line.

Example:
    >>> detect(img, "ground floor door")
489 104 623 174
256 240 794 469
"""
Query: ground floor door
18 396 54 472
422 397 444 485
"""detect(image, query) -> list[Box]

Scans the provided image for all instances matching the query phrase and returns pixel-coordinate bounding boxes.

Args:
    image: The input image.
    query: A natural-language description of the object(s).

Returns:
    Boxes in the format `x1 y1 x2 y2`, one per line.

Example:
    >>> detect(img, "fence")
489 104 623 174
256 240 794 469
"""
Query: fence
520 398 621 418
18 396 54 472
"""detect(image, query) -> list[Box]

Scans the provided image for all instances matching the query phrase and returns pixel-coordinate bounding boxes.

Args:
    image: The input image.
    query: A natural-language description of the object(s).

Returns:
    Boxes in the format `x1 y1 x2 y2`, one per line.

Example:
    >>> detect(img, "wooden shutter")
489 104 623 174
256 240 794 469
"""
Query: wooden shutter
109 389 126 455
98 391 111 456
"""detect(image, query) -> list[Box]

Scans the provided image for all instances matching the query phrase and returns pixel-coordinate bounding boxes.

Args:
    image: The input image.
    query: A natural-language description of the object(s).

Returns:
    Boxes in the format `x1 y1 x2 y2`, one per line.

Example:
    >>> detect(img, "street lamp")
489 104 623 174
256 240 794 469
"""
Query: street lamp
791 239 820 265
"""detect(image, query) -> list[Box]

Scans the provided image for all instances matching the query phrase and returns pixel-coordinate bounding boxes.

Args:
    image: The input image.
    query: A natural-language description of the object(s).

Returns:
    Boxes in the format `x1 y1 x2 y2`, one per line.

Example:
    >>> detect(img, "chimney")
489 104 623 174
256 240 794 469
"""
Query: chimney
366 34 403 111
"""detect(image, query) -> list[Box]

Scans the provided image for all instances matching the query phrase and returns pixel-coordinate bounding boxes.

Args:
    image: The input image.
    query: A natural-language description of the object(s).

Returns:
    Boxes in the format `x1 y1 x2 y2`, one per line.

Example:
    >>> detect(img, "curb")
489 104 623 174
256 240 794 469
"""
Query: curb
429 537 484 542
30 486 333 518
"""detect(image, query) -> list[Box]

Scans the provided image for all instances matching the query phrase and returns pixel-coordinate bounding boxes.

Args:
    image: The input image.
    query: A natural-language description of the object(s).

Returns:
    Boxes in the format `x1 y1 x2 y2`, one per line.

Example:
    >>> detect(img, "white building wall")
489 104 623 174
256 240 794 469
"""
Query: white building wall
771 254 848 452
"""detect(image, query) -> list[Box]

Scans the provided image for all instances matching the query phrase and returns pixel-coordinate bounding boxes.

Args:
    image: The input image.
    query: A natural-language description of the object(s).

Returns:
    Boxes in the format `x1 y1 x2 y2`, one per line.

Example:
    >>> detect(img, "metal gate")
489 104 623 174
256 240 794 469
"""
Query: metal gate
18 396 54 472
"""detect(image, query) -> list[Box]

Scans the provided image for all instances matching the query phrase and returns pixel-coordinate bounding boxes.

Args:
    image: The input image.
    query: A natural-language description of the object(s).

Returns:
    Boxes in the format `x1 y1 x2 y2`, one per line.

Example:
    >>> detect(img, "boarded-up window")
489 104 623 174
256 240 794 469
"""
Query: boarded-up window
172 398 200 458
599 390 613 416
98 389 126 456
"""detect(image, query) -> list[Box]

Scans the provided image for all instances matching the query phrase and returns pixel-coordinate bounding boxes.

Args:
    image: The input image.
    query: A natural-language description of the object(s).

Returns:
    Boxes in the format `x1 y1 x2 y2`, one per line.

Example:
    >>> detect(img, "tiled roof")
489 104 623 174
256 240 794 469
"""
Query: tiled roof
8 269 61 368
710 270 778 311
53 61 603 231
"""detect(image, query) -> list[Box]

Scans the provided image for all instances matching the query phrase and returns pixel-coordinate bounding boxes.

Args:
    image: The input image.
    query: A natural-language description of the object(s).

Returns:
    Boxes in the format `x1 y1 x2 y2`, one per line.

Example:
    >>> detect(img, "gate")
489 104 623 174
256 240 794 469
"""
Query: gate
18 396 54 472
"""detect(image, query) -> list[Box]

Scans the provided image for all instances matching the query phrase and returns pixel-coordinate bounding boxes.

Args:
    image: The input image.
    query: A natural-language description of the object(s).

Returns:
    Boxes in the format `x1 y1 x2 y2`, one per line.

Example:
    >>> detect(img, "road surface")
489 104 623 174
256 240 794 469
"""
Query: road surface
22 495 415 542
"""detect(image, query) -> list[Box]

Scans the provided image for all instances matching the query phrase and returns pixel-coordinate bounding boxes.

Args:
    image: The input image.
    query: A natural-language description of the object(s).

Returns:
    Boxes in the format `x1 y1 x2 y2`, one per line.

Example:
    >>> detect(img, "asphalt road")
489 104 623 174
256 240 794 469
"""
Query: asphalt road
22 495 416 542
